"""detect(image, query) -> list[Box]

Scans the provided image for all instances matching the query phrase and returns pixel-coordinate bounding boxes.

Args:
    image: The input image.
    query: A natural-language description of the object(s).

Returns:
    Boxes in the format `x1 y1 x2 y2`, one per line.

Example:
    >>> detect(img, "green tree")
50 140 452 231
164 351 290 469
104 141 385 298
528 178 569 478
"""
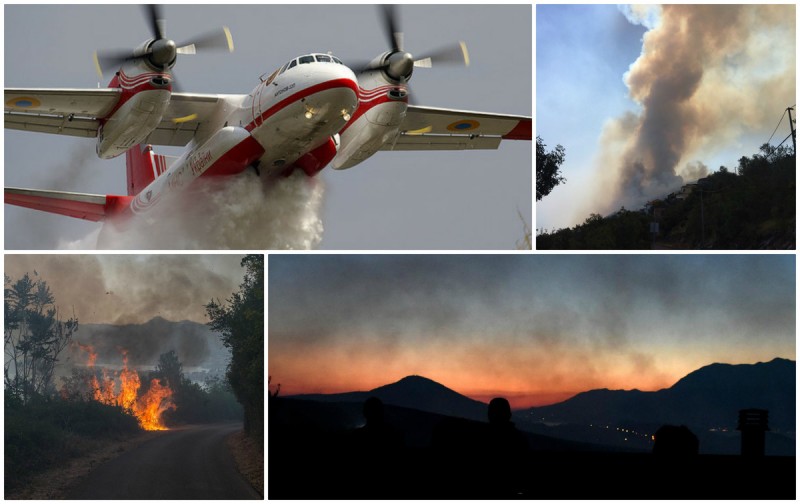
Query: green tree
536 136 566 201
155 349 183 392
206 255 264 440
5 273 78 402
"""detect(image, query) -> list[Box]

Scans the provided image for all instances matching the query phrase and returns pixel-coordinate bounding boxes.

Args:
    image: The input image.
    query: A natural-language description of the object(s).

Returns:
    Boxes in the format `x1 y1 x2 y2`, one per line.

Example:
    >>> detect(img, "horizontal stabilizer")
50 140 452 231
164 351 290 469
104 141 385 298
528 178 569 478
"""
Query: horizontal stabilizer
5 187 132 222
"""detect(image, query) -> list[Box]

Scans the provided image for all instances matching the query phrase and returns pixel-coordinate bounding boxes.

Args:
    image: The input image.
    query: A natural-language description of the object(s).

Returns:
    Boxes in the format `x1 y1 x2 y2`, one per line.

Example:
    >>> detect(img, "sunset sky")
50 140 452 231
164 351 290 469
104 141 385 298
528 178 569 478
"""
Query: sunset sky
536 4 796 231
269 254 795 408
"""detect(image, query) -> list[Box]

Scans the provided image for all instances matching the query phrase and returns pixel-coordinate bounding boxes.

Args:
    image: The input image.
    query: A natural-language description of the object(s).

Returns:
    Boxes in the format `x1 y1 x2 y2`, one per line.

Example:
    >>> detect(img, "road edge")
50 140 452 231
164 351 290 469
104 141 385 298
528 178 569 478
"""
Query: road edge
226 429 264 498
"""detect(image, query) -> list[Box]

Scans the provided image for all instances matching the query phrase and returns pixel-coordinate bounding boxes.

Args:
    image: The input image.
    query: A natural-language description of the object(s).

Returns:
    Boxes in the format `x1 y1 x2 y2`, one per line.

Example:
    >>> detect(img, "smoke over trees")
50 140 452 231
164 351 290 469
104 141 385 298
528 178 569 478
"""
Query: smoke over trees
587 4 795 217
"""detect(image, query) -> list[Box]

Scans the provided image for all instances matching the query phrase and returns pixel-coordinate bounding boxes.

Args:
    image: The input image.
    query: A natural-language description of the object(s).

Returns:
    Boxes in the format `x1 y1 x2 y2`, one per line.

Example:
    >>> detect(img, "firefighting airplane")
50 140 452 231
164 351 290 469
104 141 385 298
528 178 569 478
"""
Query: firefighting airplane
5 6 531 244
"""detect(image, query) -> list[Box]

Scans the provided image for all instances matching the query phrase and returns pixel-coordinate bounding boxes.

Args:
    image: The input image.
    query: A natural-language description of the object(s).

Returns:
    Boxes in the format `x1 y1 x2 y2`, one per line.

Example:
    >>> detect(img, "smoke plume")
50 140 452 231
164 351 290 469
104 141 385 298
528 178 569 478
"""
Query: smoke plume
3 254 244 325
587 5 795 216
61 170 325 250
67 318 226 369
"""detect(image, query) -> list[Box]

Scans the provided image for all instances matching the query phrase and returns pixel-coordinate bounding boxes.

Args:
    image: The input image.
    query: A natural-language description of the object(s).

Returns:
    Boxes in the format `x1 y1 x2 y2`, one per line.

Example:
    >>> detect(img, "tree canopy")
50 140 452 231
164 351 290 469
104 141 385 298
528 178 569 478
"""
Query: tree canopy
537 144 795 249
5 272 78 402
206 255 264 440
536 136 566 201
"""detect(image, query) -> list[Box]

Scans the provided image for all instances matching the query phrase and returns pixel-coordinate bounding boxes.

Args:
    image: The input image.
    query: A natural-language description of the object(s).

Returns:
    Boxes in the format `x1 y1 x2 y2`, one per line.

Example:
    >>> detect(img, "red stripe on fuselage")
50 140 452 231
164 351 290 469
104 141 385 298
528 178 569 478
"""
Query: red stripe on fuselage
245 78 359 132
201 134 266 177
102 70 172 124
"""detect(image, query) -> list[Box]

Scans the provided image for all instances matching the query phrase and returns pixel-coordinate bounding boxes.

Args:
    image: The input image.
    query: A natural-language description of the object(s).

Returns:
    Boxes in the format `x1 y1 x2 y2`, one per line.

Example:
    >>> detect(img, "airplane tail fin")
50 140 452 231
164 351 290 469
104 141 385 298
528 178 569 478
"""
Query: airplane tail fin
125 144 169 196
5 187 132 222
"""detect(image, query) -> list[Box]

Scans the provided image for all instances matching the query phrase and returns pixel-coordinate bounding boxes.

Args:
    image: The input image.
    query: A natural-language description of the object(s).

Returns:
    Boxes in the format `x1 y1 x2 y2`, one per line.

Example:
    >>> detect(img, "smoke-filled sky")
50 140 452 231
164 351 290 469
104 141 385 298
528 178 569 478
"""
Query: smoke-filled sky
269 254 795 408
5 254 249 372
4 4 531 250
536 4 796 231
4 254 244 325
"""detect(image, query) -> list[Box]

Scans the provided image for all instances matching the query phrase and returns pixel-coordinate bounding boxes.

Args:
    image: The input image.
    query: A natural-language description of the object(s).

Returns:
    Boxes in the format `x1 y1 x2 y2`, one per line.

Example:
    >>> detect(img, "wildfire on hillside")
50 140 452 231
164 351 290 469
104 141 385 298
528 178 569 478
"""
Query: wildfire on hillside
74 343 176 431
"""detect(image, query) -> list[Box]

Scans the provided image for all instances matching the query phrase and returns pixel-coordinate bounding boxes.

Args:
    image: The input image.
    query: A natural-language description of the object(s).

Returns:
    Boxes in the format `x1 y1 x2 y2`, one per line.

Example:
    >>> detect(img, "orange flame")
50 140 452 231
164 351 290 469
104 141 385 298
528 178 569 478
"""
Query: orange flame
80 347 175 431
75 341 97 367
135 379 177 431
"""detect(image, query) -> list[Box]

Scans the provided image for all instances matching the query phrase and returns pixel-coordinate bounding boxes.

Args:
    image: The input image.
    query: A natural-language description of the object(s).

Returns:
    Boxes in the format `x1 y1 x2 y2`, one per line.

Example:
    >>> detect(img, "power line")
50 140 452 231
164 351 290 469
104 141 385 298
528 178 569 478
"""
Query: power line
776 132 792 148
766 108 787 145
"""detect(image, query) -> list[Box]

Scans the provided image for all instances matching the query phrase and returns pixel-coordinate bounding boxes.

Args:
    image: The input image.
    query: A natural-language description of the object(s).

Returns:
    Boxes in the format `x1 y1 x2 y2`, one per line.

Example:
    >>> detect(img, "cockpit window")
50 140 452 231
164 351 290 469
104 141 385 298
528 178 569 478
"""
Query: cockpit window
299 55 315 65
332 56 343 65
315 54 332 63
288 59 297 70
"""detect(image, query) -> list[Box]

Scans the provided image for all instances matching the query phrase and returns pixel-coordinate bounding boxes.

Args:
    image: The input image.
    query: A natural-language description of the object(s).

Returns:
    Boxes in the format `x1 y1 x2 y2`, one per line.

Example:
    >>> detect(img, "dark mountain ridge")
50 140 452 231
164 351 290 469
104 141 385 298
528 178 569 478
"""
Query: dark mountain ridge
288 358 795 455
290 374 488 422
521 358 795 433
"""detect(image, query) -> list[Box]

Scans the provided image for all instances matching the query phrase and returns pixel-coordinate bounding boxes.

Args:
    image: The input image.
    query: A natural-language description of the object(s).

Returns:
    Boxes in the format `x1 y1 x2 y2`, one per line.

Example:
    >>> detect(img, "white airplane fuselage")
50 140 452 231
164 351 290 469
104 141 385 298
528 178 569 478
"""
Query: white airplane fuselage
104 54 367 219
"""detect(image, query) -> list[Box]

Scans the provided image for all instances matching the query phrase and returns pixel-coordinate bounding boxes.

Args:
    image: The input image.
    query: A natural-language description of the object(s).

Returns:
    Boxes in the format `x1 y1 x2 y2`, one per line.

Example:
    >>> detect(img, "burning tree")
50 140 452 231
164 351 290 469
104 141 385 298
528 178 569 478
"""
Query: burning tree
4 272 78 403
70 343 176 431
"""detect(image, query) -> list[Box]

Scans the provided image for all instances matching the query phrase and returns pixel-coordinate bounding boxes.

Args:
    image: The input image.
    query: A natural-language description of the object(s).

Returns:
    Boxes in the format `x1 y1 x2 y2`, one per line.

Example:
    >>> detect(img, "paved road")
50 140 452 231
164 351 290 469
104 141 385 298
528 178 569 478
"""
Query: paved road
67 423 261 499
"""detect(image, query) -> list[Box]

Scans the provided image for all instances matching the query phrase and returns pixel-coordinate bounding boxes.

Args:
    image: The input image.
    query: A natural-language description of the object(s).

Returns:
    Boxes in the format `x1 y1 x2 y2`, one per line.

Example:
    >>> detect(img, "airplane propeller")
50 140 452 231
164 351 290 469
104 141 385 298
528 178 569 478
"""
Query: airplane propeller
93 5 234 80
353 5 470 83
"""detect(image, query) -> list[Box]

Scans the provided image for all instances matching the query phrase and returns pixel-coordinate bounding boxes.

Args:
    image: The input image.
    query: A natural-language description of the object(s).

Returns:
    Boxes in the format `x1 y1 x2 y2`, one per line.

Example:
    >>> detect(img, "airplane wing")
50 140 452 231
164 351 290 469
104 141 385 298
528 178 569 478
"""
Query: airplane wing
383 105 532 151
5 187 132 222
5 88 230 147
4 88 120 138
142 92 231 147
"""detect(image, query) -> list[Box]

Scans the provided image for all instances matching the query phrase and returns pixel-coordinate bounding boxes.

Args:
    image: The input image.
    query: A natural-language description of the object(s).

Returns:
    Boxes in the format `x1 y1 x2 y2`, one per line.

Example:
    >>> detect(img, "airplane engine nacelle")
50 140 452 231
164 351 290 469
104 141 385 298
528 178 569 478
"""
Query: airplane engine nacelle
332 100 406 170
287 135 340 177
97 88 171 159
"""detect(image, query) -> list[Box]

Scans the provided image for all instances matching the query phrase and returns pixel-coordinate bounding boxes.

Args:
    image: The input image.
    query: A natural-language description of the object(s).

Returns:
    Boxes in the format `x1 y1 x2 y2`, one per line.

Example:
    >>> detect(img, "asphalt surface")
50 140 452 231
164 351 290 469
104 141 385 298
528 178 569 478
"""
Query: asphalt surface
66 423 261 499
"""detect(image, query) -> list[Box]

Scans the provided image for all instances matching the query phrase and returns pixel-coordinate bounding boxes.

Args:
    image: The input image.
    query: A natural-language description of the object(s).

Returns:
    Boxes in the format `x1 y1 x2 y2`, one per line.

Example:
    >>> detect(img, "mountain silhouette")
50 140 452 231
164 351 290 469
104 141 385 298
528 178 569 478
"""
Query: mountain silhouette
289 375 488 421
519 358 795 434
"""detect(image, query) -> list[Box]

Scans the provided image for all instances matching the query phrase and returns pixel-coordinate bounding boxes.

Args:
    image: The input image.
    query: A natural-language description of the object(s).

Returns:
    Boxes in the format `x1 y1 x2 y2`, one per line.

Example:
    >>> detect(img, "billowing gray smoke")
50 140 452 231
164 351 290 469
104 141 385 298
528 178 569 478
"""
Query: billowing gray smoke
61 170 325 250
587 5 796 216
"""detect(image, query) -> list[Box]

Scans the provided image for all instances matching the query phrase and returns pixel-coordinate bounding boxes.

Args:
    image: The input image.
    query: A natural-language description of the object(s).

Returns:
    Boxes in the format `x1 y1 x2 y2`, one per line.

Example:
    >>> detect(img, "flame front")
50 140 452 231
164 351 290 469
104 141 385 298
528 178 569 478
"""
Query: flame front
77 343 176 431
136 379 177 431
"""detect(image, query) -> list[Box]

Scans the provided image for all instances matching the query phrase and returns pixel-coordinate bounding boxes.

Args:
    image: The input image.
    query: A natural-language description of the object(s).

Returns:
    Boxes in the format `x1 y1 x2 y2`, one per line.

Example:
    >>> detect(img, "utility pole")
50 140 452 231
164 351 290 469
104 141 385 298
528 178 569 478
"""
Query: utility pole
788 106 796 152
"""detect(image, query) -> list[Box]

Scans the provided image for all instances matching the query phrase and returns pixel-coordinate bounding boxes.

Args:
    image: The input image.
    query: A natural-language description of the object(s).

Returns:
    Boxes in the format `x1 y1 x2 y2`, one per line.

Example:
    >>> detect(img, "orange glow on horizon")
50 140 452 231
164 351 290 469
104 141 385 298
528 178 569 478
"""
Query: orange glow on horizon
270 362 678 409
269 333 783 410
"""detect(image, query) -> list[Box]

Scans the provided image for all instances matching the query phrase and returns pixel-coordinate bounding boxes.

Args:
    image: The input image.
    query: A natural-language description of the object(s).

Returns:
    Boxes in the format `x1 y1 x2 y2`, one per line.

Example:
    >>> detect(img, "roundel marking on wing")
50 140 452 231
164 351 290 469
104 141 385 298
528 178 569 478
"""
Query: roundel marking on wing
446 119 480 132
6 97 41 108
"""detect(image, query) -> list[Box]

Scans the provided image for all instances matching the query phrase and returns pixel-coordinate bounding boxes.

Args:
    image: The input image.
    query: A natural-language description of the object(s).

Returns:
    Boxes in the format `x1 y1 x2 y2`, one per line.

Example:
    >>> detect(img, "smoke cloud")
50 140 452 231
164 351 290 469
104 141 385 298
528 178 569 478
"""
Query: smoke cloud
60 170 324 250
269 255 796 401
587 5 795 216
66 318 227 369
4 255 244 325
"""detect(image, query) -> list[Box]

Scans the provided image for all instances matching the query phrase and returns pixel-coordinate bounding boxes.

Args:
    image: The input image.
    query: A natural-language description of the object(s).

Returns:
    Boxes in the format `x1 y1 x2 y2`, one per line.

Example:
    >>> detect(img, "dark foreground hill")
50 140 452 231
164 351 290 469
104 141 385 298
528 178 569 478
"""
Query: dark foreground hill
537 144 795 249
269 396 795 499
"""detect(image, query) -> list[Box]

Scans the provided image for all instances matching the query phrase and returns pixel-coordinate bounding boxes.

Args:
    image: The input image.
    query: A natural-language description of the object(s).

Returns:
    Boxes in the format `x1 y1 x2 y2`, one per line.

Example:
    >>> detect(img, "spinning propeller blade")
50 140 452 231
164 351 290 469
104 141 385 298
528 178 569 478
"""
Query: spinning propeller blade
353 5 469 85
94 5 234 80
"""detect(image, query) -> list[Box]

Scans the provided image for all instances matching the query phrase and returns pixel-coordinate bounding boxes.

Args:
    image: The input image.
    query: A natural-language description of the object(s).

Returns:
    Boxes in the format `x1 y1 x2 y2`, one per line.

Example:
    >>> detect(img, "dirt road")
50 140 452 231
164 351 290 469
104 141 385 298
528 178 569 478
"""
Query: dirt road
66 423 260 499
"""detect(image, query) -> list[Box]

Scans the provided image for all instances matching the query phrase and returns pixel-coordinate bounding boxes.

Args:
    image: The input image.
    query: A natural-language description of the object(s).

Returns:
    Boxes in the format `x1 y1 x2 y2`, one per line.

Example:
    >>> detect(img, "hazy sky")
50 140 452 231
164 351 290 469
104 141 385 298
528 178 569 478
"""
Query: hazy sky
4 254 245 325
536 4 796 231
269 254 796 408
4 4 531 250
